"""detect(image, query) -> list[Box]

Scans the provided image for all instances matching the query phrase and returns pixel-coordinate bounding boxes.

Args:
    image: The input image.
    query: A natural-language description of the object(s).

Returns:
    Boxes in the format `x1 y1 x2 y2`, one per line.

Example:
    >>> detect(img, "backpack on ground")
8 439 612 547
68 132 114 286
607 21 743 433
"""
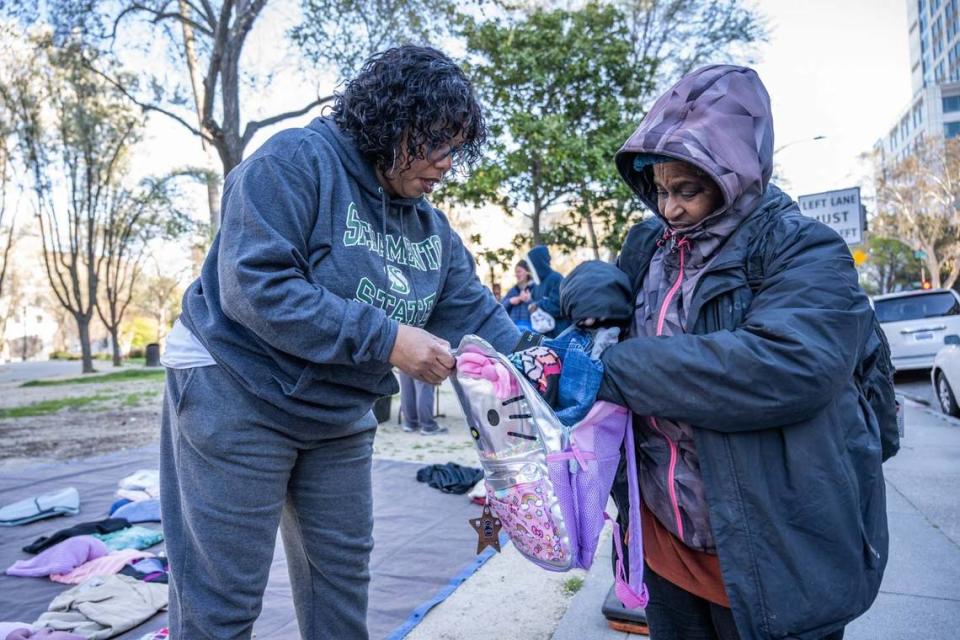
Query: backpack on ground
450 334 648 608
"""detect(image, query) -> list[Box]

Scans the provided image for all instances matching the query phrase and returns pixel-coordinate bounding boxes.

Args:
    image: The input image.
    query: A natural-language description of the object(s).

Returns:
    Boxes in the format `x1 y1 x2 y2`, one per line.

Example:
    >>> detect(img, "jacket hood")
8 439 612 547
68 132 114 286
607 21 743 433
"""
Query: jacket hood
307 116 425 209
526 245 553 285
615 65 774 233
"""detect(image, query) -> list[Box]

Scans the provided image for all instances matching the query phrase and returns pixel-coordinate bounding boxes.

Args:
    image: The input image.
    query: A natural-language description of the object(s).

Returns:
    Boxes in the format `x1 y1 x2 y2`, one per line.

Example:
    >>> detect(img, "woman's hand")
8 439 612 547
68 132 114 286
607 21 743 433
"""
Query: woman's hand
389 324 455 384
509 295 522 305
519 289 532 303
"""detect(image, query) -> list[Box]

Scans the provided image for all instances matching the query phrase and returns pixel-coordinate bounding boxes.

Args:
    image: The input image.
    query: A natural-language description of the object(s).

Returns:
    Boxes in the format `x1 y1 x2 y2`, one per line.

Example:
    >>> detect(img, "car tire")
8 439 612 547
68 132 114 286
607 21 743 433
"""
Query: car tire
936 371 960 417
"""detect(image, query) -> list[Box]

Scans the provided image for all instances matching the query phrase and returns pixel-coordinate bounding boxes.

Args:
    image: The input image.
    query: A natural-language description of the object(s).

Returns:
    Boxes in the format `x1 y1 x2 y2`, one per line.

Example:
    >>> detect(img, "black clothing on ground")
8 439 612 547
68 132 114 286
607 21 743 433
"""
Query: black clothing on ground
23 517 131 554
415 463 483 494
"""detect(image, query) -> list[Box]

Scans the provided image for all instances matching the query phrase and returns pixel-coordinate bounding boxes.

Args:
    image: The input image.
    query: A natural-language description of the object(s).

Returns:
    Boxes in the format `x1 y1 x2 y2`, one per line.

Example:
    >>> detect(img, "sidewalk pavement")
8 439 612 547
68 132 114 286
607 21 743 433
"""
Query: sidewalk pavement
552 399 960 639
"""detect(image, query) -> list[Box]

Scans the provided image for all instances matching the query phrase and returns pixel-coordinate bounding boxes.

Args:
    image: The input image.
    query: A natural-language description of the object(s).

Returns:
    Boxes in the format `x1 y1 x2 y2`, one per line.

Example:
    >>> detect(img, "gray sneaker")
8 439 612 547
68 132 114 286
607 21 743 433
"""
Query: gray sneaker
401 424 419 433
419 425 448 436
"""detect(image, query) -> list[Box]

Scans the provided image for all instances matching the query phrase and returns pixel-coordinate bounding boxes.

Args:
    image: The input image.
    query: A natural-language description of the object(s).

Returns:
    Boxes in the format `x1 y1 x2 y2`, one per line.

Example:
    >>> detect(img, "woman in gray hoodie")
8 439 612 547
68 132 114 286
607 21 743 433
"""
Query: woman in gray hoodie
159 46 519 639
599 66 888 639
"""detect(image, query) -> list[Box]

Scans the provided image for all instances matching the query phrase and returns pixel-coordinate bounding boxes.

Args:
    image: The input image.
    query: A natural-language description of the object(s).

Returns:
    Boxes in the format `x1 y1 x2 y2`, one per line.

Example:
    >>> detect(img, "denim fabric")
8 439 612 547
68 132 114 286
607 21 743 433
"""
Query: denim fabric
546 330 604 426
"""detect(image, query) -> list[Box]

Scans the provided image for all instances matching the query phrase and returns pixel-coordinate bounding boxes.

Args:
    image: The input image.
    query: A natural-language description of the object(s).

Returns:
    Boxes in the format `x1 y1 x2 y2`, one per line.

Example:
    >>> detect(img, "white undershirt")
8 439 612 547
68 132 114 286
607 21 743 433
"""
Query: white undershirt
160 319 217 369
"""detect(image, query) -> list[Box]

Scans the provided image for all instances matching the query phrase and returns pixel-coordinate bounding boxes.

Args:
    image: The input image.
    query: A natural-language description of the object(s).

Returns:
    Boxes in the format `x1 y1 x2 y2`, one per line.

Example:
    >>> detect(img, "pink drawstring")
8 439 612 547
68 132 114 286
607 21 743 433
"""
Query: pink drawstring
456 352 518 399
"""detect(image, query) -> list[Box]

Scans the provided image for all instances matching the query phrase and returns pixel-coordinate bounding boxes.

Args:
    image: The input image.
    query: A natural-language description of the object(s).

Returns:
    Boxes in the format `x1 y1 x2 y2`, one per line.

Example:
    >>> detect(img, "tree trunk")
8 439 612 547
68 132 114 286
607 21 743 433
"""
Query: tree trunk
944 256 960 289
76 314 95 374
584 211 600 260
925 253 942 288
110 325 122 367
205 166 222 232
179 0 224 231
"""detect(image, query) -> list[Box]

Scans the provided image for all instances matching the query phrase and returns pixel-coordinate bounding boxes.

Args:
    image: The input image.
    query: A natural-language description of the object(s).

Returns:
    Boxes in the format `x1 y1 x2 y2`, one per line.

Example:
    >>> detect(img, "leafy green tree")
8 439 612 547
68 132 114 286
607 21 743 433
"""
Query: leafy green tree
451 2 650 254
292 0 461 78
860 235 922 295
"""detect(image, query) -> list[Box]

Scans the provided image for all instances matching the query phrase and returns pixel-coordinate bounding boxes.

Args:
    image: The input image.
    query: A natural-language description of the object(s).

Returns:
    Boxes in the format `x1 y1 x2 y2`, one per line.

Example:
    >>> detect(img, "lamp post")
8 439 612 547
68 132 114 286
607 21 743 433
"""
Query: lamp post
774 135 827 155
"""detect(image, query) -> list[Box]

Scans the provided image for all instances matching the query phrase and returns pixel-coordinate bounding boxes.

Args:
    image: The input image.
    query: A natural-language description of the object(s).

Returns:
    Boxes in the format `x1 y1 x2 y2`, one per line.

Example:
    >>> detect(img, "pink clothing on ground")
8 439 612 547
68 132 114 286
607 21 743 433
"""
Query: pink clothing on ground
50 549 154 585
6 536 109 578
456 352 517 399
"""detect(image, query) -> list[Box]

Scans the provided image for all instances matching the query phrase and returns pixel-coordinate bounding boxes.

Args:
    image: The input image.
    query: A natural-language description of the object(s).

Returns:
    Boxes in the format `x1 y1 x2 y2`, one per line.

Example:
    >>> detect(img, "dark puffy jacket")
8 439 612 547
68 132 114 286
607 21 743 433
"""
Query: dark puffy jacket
599 185 888 639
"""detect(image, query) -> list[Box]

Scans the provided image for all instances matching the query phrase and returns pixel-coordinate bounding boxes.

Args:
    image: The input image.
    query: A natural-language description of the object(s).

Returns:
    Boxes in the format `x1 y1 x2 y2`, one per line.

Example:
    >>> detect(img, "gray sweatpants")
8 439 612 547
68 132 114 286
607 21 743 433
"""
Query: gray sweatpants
160 365 376 640
397 372 438 430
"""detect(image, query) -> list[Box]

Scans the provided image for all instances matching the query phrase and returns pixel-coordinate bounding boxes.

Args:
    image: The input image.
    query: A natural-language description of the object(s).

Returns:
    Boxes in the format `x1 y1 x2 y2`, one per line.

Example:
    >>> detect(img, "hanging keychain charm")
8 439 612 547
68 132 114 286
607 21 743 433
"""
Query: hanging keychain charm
469 503 502 554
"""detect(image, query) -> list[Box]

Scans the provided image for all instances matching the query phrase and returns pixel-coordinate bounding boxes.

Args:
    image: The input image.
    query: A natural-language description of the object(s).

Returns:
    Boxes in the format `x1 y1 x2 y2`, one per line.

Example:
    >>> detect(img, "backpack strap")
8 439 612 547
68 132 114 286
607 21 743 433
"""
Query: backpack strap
606 422 649 609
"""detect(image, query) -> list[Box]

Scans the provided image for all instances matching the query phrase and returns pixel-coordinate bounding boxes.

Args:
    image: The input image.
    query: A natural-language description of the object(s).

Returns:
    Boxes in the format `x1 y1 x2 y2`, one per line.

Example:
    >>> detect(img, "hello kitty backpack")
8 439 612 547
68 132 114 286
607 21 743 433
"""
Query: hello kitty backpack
450 334 648 608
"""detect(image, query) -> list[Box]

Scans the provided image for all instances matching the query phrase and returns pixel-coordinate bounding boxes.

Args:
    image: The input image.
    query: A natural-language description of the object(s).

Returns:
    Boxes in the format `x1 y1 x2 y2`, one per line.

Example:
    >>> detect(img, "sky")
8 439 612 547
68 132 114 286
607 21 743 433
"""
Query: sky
753 0 912 198
133 0 916 257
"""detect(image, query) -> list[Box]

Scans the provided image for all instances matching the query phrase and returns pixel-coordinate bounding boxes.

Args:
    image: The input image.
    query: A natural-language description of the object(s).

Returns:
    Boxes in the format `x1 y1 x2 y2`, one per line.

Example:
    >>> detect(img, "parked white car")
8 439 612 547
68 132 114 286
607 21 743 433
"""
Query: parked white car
931 337 960 416
873 288 960 371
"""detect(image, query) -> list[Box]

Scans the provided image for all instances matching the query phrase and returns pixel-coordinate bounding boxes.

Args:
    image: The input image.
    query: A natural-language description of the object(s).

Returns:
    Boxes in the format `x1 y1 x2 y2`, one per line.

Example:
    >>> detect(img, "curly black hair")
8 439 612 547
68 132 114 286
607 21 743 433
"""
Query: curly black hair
331 45 487 174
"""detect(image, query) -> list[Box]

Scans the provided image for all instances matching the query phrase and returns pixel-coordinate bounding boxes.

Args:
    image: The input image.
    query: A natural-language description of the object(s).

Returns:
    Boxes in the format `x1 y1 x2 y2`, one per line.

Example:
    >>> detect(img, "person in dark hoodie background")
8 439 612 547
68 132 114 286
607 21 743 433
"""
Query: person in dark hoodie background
526 245 570 337
598 65 888 640
158 46 519 640
500 259 535 331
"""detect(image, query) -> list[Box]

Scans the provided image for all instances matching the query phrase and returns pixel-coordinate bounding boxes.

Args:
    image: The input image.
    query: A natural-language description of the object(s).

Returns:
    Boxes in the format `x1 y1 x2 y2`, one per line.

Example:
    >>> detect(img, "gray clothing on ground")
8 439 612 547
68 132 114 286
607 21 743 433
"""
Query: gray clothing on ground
34 574 167 640
160 366 376 640
398 372 438 431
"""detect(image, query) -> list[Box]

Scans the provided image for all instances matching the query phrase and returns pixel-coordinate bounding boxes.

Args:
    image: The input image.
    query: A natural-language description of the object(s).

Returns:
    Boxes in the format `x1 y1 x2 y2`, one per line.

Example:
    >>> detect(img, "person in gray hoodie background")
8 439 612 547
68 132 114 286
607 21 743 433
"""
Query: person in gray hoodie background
158 46 519 639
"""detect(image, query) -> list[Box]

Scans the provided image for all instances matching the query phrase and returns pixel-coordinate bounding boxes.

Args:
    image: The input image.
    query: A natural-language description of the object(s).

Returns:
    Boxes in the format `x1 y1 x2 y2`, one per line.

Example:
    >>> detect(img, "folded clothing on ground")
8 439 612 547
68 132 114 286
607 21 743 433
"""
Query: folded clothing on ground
110 499 160 524
6 536 108 578
23 518 131 555
416 463 484 495
120 556 169 584
34 574 168 640
0 488 80 527
1 626 84 639
92 526 163 552
116 471 159 503
51 549 155 585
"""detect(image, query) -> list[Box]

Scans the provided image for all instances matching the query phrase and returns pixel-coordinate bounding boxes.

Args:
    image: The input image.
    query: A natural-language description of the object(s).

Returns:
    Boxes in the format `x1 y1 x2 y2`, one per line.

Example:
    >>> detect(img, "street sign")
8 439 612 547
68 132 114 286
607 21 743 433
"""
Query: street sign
798 187 864 245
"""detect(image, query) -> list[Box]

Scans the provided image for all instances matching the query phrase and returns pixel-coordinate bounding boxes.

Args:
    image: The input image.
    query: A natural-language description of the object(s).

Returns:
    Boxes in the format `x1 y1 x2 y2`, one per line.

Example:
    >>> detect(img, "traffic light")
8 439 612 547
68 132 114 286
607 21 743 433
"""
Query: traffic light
922 280 932 290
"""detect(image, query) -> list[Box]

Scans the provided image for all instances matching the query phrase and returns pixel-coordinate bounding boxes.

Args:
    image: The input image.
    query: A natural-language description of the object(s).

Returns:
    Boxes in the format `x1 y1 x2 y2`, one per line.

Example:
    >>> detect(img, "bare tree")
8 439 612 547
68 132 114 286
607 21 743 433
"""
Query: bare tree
0 132 15 306
97 175 186 366
0 33 141 373
618 0 768 102
874 135 960 289
136 256 187 344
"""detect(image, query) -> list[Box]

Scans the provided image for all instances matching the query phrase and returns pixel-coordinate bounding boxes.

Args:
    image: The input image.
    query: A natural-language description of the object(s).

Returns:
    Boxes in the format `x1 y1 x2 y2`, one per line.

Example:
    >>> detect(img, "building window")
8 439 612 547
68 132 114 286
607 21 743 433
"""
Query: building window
944 121 960 137
943 95 960 111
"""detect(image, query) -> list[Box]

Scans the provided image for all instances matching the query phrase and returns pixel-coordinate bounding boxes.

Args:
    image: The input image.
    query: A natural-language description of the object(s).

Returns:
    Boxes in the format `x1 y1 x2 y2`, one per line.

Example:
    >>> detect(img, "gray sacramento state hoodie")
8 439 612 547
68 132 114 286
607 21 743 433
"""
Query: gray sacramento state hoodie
180 117 519 427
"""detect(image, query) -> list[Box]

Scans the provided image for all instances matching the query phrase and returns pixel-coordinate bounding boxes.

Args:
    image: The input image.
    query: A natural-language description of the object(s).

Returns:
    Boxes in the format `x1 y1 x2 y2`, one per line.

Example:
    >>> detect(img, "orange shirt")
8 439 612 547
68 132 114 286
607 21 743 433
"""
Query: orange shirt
641 500 730 607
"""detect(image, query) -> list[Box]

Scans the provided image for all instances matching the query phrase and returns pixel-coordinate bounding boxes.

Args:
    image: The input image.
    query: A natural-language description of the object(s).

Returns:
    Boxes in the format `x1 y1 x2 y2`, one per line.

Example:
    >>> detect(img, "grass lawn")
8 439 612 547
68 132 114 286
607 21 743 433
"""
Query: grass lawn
20 368 165 388
0 394 115 418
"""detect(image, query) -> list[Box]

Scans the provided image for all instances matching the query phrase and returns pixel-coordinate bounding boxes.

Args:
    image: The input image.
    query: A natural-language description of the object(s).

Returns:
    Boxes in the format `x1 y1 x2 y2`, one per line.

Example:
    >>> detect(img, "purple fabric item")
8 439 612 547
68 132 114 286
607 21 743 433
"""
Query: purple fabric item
0 623 31 640
544 401 647 607
5 536 108 577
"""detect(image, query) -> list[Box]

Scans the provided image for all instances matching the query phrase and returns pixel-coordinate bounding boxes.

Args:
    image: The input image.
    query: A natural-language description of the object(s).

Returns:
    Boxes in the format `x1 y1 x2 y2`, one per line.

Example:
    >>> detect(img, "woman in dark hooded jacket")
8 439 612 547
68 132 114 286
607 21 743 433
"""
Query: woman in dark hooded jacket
598 65 888 640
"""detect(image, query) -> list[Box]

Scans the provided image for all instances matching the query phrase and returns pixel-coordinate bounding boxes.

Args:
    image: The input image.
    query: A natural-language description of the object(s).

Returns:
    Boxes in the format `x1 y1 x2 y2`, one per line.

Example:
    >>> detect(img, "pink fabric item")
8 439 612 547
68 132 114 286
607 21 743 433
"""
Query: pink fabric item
6 536 108 578
456 352 517 399
49 549 154 585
